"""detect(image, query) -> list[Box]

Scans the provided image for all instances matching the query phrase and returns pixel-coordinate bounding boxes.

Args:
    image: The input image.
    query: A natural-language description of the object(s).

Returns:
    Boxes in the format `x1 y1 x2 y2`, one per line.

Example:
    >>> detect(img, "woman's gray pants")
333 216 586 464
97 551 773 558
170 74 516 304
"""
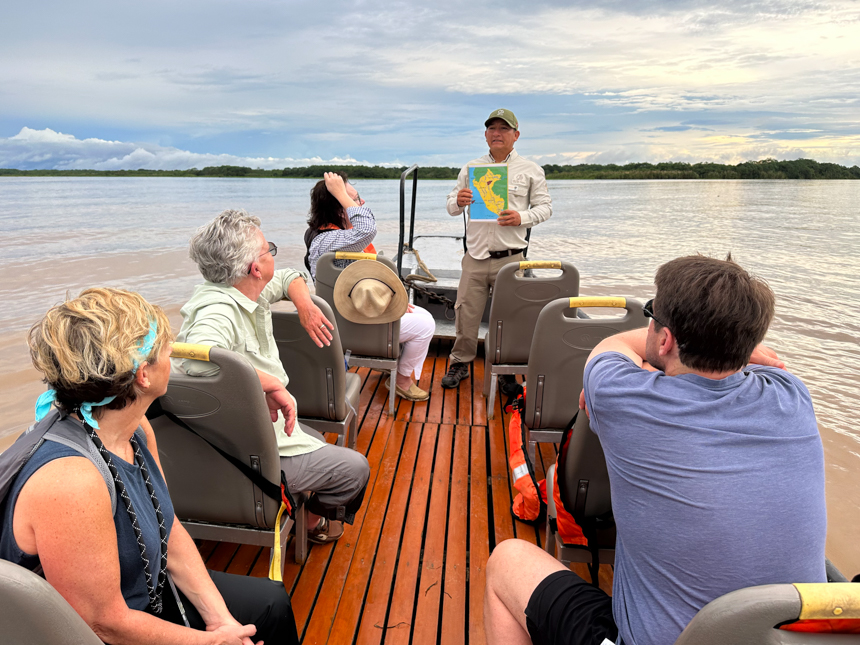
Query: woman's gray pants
280 424 370 524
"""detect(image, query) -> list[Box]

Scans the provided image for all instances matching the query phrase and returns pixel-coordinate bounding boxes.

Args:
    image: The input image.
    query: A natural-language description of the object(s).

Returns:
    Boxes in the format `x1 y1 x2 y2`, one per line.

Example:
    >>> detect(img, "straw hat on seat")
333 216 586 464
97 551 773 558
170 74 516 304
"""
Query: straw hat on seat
333 260 408 324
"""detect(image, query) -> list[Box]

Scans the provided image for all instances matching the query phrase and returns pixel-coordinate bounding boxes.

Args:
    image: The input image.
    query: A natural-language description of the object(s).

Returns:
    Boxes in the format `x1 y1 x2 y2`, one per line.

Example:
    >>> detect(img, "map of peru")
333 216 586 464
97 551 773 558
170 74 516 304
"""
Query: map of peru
472 168 505 215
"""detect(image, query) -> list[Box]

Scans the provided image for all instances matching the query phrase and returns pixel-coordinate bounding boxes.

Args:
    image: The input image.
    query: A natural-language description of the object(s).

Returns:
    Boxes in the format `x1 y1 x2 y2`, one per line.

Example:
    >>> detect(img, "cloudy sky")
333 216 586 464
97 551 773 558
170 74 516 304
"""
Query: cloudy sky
2 0 859 170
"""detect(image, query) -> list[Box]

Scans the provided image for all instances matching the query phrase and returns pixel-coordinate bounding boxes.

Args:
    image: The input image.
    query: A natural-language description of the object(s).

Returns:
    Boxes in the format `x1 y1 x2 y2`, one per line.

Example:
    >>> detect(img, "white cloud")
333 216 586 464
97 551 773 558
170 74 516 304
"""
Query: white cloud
11 128 82 143
0 128 389 170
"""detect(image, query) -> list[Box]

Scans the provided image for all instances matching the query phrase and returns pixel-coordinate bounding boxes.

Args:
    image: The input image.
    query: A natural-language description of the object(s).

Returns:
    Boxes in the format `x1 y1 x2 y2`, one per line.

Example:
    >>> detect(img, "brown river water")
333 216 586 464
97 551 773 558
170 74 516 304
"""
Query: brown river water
1 177 858 576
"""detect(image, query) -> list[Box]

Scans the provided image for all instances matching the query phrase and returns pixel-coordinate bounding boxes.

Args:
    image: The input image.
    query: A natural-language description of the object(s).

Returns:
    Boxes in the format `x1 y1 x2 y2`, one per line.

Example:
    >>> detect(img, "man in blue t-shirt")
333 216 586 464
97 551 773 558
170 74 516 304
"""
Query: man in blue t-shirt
483 254 827 645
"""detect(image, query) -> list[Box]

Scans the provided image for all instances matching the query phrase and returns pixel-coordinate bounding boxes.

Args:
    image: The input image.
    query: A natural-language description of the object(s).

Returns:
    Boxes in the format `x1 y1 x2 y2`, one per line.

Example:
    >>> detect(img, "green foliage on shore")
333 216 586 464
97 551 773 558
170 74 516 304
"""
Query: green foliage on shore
0 165 458 179
273 165 461 179
1 158 858 179
541 158 860 180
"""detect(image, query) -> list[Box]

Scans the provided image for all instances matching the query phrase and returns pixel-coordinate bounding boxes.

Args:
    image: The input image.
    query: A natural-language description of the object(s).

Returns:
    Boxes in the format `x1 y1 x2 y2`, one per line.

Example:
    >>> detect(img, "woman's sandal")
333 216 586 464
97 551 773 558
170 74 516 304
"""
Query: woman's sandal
384 378 430 402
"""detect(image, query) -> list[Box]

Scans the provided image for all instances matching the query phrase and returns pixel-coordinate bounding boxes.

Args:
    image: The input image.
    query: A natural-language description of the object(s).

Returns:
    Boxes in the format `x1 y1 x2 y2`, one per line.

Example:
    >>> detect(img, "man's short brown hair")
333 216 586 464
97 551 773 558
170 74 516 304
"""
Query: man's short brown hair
653 254 775 372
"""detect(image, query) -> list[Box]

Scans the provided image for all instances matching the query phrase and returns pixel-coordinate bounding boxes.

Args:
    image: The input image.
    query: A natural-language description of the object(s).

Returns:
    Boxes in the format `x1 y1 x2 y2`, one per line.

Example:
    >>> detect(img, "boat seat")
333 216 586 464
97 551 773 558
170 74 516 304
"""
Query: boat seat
149 344 309 567
272 296 361 449
545 410 615 585
0 559 102 644
523 296 647 463
314 251 400 415
675 582 860 644
482 260 580 419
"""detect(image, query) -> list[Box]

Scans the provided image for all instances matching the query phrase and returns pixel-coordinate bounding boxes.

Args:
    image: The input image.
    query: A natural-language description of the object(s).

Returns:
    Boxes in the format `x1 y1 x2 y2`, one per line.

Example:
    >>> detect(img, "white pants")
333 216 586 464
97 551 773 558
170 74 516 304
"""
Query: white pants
398 306 435 379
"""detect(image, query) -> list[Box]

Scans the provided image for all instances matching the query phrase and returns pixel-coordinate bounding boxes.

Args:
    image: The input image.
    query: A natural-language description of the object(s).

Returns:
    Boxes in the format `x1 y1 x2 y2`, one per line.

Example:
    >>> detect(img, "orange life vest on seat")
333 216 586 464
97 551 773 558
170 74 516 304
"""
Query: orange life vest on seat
509 387 545 523
508 389 587 545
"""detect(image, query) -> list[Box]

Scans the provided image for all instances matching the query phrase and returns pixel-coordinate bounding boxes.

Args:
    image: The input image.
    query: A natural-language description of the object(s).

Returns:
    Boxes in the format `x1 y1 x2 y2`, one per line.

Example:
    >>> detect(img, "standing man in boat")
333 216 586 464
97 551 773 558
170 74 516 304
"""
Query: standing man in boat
483 254 827 645
441 109 553 389
175 209 370 546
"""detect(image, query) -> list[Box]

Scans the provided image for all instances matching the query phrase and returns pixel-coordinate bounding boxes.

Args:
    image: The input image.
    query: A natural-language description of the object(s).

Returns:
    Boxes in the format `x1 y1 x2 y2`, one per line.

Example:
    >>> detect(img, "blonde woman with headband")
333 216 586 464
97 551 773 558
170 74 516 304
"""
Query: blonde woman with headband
0 288 298 645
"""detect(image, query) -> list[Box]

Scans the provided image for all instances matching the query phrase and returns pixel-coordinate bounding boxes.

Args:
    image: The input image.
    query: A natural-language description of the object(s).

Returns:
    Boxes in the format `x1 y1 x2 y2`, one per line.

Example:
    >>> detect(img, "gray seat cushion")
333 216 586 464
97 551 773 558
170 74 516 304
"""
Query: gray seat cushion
0 559 102 644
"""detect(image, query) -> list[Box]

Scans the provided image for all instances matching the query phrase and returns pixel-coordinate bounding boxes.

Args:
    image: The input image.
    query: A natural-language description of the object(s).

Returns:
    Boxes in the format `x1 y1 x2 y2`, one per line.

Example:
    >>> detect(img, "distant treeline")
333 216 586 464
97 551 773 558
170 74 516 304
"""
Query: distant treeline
1 158 858 180
0 165 458 179
541 158 860 180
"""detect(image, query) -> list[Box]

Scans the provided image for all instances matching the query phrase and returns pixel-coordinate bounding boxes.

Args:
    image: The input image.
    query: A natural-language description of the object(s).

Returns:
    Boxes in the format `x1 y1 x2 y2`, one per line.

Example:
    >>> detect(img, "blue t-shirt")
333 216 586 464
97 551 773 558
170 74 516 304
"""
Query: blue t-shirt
583 352 826 645
0 430 175 611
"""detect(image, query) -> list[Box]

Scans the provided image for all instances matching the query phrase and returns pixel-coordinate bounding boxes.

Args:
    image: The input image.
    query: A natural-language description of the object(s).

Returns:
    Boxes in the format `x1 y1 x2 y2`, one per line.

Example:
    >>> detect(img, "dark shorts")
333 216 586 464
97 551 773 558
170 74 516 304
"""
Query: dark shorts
525 570 618 645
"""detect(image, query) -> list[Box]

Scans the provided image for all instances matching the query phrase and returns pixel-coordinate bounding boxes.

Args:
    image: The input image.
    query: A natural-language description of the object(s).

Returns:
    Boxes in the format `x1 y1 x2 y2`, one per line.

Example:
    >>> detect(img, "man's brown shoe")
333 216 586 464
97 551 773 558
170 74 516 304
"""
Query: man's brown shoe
308 518 344 545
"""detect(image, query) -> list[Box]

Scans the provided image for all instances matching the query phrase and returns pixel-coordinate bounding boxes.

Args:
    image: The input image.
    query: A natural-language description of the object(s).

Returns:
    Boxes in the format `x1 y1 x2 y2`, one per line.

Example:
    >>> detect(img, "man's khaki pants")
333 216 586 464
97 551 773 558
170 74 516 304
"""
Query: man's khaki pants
449 251 523 365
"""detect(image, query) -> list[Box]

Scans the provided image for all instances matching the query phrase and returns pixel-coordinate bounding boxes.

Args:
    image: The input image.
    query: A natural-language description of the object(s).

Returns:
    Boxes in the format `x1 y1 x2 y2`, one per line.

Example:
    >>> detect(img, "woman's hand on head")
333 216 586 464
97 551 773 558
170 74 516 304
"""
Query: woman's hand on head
323 172 347 197
324 172 359 209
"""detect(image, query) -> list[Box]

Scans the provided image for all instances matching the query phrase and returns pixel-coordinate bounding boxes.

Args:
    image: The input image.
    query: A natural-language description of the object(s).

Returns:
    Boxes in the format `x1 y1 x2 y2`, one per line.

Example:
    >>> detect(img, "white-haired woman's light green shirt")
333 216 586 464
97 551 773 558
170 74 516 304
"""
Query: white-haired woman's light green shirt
174 267 326 457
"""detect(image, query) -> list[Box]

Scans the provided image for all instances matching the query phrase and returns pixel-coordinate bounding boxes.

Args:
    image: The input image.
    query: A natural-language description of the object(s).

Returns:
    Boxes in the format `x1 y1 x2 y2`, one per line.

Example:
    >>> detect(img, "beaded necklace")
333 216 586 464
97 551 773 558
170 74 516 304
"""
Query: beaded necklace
83 420 169 613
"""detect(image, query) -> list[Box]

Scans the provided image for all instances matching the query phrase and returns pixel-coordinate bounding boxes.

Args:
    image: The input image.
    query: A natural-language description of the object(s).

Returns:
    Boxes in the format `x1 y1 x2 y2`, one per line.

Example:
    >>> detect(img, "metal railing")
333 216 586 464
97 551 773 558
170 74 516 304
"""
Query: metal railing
397 164 419 277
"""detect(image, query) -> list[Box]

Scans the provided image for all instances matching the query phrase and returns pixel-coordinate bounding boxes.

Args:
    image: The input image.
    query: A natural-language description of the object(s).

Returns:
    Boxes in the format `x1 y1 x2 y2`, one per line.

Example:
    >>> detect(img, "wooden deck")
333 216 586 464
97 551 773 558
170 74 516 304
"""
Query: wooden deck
197 339 612 644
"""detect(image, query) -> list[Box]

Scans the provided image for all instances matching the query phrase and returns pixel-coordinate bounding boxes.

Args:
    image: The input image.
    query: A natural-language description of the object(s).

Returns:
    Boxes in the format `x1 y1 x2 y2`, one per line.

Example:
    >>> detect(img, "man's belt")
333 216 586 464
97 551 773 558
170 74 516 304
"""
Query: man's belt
487 248 526 259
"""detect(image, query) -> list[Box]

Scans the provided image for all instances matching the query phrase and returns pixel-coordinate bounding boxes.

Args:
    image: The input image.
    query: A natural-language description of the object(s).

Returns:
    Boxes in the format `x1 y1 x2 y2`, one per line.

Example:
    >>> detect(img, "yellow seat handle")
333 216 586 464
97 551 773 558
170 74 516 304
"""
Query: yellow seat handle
170 343 212 362
519 261 562 270
335 252 377 261
795 583 860 619
568 297 628 309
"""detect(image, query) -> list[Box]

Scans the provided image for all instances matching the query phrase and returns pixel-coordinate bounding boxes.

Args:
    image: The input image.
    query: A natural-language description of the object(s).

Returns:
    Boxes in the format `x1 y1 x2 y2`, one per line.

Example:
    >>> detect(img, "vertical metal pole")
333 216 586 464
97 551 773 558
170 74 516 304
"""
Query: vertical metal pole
409 168 418 250
398 169 407 277
397 164 419 278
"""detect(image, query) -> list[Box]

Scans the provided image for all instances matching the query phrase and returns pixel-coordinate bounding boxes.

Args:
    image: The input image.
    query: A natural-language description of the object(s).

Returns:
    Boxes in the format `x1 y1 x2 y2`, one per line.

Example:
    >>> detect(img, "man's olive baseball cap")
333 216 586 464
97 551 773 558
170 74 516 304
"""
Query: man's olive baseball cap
485 108 518 130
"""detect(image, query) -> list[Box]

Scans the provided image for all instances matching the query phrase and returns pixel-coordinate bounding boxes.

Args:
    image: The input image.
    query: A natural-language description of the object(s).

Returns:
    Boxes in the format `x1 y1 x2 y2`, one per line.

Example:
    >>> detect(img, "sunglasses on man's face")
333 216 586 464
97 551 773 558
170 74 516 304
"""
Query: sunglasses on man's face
643 298 667 328
248 241 278 273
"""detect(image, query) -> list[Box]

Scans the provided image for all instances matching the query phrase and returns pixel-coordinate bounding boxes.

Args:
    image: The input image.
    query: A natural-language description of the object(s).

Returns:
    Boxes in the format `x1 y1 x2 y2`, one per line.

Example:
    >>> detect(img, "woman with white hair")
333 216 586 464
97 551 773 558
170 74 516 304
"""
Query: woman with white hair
176 209 370 545
1 287 298 644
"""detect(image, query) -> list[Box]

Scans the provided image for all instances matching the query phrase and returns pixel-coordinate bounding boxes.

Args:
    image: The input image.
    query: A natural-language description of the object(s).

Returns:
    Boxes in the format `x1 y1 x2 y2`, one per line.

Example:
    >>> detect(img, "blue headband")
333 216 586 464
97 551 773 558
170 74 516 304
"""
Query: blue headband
133 320 159 371
35 390 115 429
34 319 159 429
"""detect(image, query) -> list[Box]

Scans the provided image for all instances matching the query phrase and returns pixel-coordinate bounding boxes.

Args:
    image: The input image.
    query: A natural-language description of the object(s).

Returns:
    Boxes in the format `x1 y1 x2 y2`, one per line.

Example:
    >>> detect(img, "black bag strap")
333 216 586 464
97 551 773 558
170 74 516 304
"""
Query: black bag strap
303 227 323 273
146 400 297 516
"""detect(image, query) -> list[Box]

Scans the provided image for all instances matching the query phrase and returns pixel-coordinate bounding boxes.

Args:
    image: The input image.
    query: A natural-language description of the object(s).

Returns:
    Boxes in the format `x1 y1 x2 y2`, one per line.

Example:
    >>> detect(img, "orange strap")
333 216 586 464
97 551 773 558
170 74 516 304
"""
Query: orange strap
781 620 860 633
280 483 294 516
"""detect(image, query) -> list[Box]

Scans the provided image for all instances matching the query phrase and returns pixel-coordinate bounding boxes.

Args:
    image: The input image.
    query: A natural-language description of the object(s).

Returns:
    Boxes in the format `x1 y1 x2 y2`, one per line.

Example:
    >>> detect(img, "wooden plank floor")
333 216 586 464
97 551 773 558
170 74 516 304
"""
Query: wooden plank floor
198 339 613 644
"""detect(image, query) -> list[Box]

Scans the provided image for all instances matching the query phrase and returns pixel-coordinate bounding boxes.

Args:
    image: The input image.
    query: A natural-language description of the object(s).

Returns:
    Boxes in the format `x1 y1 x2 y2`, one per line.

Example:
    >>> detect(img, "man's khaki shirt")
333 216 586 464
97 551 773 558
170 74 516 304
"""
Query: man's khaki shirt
174 268 326 458
445 150 552 260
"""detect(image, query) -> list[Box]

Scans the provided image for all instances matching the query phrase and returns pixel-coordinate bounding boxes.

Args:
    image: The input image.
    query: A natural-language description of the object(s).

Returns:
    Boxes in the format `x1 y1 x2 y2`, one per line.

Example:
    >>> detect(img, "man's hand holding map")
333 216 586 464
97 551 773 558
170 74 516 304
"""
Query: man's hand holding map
467 163 508 221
